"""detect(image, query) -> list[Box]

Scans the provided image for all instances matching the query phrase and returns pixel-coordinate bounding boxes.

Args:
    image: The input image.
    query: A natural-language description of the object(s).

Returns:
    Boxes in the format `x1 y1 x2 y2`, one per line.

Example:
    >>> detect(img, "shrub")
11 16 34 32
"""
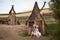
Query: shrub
21 31 30 37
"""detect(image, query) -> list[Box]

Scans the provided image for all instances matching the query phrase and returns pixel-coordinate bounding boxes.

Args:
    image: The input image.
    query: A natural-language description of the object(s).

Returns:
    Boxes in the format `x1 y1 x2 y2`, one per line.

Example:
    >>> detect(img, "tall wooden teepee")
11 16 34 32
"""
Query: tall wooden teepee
26 1 46 35
8 5 19 25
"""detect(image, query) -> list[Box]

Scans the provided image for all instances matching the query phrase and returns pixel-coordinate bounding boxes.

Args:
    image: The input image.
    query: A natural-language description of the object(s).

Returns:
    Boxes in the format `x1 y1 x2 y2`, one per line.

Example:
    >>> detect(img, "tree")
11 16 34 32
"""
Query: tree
49 0 60 21
49 0 60 40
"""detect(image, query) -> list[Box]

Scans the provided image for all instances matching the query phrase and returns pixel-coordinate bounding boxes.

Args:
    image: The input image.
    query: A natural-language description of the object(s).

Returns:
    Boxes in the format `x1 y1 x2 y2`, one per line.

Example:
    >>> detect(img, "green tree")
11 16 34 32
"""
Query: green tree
49 0 60 21
49 0 60 40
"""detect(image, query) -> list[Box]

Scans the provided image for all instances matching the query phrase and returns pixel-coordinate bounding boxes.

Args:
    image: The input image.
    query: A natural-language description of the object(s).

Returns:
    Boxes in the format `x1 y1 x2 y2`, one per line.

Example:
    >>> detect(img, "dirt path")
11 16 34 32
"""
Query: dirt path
0 24 51 40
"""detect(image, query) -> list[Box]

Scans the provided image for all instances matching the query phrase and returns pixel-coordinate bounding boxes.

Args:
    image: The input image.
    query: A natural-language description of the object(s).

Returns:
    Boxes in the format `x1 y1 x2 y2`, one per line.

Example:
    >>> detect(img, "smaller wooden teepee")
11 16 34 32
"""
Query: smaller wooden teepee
8 5 19 25
26 1 46 35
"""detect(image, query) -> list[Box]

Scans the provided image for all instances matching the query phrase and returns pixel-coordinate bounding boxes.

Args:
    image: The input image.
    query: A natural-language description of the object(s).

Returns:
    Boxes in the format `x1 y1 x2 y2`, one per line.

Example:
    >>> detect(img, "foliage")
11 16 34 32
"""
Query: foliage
49 0 60 40
45 23 60 40
45 23 58 35
21 31 30 37
49 0 60 20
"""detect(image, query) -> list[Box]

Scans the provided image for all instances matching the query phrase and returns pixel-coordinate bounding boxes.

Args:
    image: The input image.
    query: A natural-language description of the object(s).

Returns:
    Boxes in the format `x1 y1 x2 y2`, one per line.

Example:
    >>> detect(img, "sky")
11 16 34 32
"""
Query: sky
0 0 50 14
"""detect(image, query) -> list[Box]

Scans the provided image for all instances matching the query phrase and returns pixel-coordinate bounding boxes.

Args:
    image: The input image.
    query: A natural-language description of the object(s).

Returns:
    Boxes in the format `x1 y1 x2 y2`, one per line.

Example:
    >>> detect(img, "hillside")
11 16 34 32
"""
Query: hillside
0 8 53 18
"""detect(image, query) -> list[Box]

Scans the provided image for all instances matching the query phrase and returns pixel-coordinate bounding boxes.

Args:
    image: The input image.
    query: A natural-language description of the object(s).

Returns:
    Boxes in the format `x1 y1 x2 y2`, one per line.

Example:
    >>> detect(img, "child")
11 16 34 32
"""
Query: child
31 24 41 38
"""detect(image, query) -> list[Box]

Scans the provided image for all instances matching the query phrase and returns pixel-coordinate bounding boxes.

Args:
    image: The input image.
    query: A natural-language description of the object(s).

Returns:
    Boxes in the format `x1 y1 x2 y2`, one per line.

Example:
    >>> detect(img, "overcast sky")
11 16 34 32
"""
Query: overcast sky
0 0 50 14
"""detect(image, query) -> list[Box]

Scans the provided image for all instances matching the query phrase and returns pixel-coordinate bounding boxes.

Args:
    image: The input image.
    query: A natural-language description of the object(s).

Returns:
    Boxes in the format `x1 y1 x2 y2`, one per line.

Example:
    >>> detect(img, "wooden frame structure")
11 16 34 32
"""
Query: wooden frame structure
26 1 46 35
8 5 20 25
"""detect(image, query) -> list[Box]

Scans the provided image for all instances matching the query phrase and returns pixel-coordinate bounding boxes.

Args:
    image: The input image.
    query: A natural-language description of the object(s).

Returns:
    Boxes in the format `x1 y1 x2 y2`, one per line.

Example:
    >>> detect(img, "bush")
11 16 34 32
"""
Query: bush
21 31 30 37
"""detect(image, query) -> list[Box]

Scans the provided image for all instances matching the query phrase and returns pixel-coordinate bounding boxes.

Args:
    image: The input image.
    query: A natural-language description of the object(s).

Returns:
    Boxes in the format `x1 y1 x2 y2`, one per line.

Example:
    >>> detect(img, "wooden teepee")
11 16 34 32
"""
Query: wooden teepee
8 5 19 25
26 1 46 35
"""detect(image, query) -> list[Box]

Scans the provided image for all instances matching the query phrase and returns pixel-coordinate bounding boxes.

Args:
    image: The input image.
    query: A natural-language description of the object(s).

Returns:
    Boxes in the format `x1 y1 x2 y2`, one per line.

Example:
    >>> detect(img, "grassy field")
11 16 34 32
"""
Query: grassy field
46 22 60 40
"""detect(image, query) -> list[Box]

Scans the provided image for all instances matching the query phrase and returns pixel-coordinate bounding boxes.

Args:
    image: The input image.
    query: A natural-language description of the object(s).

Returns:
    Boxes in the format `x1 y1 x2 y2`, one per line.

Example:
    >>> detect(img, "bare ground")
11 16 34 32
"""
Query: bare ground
0 24 52 40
